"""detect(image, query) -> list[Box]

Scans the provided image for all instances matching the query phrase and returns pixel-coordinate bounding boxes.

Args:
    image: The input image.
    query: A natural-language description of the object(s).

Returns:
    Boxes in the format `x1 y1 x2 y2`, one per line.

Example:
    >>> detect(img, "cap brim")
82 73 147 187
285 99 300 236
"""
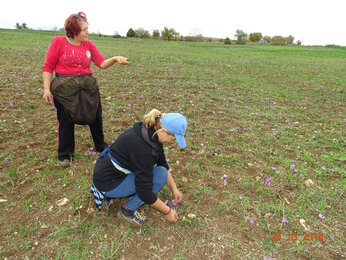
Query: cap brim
175 134 186 149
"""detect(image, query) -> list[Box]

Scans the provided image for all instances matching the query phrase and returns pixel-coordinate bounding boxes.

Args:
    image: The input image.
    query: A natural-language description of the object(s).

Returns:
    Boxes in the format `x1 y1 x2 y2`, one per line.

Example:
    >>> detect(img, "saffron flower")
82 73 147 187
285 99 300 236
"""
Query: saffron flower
322 167 326 171
282 217 289 224
272 167 276 171
249 220 254 224
264 257 271 260
172 200 177 207
90 147 94 151
265 178 272 184
300 173 304 178
318 214 325 219
273 152 277 155
84 152 88 157
5 157 10 162
239 196 243 200
223 174 227 179
92 152 97 157
290 164 295 170
164 200 168 205
312 136 316 139
330 169 334 173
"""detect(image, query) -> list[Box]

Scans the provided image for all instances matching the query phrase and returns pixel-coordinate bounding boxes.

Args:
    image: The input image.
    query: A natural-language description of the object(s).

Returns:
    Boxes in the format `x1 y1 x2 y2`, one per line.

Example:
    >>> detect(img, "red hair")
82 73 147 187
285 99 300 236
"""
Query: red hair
64 12 88 38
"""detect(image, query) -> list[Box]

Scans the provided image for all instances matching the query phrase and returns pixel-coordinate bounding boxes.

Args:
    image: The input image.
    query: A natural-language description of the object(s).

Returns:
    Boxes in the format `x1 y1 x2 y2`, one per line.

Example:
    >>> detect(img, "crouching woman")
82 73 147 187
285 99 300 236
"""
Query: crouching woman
91 109 187 227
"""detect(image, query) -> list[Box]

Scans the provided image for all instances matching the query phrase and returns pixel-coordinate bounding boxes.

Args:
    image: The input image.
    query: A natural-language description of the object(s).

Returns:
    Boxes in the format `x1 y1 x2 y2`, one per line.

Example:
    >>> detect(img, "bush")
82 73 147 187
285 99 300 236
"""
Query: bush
286 35 294 44
271 35 286 45
263 36 272 44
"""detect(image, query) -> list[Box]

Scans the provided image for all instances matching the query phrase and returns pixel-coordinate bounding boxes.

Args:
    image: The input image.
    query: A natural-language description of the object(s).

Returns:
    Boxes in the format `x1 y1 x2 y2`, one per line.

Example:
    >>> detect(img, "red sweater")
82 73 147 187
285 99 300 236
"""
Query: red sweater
42 36 106 75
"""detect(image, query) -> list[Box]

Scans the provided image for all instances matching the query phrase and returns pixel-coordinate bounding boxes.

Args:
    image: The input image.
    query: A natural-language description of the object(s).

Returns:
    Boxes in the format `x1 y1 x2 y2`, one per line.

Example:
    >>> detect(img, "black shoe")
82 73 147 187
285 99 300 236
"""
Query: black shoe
103 197 113 210
118 207 148 227
95 142 108 153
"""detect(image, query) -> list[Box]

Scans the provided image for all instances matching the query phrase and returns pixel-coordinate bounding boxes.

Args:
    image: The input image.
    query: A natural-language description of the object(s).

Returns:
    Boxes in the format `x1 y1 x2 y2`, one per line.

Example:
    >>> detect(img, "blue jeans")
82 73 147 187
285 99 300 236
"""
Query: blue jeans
104 166 168 211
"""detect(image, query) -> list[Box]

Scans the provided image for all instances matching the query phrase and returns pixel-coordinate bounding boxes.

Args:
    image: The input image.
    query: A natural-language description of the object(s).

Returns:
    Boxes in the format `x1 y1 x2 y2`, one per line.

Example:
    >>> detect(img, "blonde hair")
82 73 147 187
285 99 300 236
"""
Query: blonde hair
143 109 163 129
143 109 171 137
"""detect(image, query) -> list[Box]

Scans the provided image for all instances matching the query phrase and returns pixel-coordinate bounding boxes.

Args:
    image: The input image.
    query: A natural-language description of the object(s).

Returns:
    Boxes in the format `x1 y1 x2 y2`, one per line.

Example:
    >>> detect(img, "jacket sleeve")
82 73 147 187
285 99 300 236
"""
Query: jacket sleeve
127 139 158 205
157 144 169 170
88 40 106 68
42 37 60 73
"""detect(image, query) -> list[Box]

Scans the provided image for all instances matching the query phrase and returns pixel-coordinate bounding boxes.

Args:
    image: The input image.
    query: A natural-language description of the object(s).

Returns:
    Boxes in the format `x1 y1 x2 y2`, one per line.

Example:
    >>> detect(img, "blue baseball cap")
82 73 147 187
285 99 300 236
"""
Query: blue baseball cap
160 113 187 148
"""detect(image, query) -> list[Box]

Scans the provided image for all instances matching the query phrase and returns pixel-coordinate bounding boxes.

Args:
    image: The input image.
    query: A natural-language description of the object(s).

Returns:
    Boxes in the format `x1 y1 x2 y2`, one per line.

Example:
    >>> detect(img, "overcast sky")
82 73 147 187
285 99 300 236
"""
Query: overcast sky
0 0 345 46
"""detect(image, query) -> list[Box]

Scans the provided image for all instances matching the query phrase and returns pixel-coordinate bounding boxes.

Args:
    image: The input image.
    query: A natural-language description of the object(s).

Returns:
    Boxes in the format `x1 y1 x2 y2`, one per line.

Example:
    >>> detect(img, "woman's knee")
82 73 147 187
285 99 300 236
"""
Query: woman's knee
153 166 168 185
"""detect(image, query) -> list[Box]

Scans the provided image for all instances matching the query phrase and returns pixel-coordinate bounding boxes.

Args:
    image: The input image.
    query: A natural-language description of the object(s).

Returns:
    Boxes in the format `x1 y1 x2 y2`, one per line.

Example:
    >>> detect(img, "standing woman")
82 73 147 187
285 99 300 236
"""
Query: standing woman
91 109 187 227
42 12 130 167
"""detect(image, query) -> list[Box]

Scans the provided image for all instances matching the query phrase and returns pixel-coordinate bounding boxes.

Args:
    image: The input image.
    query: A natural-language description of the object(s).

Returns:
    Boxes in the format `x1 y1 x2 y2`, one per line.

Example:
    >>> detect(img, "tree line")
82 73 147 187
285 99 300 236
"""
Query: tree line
14 22 299 45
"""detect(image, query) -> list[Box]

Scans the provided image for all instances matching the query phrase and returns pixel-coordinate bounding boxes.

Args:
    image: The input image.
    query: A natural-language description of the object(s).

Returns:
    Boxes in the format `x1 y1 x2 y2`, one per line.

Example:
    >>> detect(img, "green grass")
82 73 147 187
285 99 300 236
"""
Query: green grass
0 28 345 259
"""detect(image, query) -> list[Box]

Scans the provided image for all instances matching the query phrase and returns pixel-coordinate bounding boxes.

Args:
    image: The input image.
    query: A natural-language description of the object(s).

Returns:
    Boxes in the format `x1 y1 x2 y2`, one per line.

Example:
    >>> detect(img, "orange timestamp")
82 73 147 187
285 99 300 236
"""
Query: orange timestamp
271 232 324 241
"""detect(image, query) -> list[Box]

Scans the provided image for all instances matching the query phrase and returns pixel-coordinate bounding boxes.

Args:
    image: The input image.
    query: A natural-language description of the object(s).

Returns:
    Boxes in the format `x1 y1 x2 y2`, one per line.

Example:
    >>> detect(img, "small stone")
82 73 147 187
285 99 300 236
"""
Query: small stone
182 177 187 183
247 163 254 167
188 213 196 218
56 198 69 206
0 199 8 203
41 224 47 229
304 179 314 187
87 208 95 214
48 206 53 212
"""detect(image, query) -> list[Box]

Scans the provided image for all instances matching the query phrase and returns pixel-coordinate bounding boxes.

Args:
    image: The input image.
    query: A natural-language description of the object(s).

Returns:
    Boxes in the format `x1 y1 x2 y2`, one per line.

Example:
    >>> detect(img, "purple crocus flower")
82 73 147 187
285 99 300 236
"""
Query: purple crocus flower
90 147 94 151
318 214 325 219
300 173 304 178
290 164 295 170
172 200 177 207
322 167 326 171
312 136 316 139
294 169 298 173
239 196 242 200
10 103 14 108
273 152 277 156
272 167 276 171
282 217 289 224
249 220 254 224
264 257 271 260
330 169 334 173
164 200 168 205
201 143 204 147
5 157 10 162
92 152 97 157
84 152 88 157
265 178 272 184
223 174 227 179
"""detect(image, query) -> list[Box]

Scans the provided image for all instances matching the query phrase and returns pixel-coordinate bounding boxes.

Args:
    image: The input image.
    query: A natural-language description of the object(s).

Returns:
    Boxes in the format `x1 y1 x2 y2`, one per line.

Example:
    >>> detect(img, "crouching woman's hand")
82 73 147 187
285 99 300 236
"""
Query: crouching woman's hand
164 208 178 223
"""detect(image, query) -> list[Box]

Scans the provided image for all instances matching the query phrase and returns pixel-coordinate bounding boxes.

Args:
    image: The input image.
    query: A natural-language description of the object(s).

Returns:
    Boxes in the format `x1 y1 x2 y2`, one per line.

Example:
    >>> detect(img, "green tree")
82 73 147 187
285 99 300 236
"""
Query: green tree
224 37 231 44
161 27 179 41
135 28 150 38
15 22 22 29
234 30 248 44
152 29 160 38
126 28 136 37
286 35 294 44
249 32 263 43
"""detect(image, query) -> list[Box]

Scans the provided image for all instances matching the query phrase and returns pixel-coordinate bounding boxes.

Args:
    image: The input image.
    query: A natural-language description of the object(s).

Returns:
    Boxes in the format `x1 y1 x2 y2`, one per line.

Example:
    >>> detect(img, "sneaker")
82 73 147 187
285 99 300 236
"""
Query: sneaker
59 159 70 167
118 207 148 227
103 197 113 210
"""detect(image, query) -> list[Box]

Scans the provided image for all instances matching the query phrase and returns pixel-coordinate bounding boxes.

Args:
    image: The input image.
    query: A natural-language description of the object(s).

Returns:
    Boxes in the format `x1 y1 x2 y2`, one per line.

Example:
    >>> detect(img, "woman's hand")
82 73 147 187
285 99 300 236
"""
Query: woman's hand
43 89 53 105
115 56 131 65
172 188 183 203
164 208 178 223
